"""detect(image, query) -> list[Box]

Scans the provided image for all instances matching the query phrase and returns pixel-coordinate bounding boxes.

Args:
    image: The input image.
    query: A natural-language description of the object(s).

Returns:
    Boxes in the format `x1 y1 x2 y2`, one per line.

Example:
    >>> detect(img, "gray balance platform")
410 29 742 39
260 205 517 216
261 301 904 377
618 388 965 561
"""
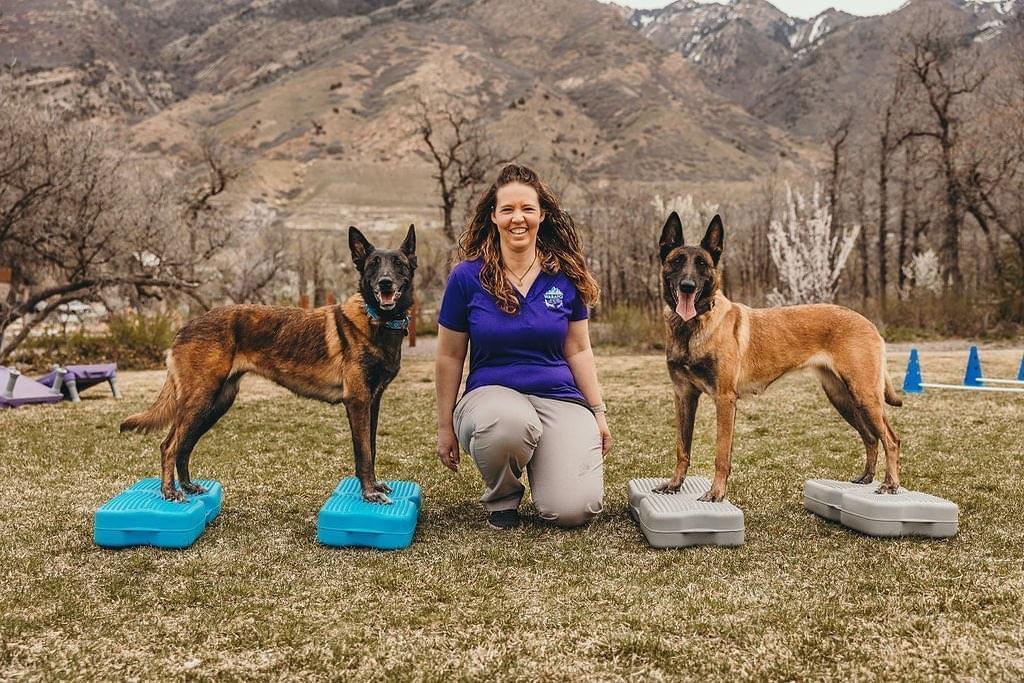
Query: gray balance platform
628 477 745 548
802 479 875 522
804 479 958 538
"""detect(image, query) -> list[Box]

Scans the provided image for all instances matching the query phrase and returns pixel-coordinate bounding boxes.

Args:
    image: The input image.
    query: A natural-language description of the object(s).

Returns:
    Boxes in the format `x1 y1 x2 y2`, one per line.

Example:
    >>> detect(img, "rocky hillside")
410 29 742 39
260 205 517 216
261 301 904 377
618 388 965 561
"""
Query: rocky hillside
0 0 412 118
2 0 818 231
627 0 1022 137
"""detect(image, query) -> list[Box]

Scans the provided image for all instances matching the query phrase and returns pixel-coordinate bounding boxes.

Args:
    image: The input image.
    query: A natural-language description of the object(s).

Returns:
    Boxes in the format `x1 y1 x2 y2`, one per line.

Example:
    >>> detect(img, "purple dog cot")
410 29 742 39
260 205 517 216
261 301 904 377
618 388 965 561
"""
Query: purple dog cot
38 363 121 402
0 367 63 409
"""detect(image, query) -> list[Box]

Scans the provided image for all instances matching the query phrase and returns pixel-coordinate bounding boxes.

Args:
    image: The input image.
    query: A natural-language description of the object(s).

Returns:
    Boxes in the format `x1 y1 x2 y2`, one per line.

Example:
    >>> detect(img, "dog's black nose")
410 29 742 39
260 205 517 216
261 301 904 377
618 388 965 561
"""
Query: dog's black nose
377 278 395 292
679 280 697 294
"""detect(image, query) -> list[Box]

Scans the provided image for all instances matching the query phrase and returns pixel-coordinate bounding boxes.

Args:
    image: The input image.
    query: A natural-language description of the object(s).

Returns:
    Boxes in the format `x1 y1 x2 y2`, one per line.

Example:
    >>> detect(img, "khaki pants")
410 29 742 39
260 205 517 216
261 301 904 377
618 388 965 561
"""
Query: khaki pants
454 385 604 527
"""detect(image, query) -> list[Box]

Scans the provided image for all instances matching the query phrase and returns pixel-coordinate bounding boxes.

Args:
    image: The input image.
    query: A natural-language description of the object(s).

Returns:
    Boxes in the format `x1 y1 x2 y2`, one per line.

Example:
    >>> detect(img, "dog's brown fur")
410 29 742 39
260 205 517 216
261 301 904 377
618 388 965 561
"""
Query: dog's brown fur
120 226 416 504
656 213 902 502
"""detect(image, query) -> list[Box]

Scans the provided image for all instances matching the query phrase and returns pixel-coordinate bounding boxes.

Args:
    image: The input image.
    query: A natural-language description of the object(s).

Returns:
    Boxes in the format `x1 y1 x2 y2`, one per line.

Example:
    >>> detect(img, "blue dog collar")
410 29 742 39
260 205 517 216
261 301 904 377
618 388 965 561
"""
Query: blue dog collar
364 302 411 331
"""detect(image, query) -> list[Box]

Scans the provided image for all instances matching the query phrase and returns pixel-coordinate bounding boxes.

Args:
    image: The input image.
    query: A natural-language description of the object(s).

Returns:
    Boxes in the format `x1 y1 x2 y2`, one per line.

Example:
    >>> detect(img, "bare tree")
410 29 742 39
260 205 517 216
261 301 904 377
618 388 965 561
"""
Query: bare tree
896 20 987 289
293 230 353 308
895 140 925 291
218 203 290 304
415 96 522 249
182 135 239 284
729 173 776 304
825 114 852 235
853 170 870 304
875 72 908 311
582 192 718 314
0 94 238 361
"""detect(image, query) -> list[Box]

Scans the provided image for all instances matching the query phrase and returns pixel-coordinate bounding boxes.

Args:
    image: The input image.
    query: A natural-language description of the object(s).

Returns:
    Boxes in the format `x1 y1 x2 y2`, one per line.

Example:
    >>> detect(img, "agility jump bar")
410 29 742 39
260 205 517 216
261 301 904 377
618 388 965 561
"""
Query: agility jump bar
903 348 1024 394
962 346 1024 388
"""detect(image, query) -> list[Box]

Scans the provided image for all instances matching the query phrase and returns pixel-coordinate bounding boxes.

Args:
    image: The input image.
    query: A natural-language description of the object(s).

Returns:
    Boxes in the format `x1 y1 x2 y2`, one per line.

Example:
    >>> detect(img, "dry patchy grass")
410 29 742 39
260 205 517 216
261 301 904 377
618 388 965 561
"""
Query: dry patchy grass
1 349 1022 680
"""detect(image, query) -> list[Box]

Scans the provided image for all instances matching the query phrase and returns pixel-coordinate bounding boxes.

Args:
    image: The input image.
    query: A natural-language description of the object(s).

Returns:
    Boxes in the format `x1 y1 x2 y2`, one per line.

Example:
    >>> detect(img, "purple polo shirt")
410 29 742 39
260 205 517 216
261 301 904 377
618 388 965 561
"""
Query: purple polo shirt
438 259 588 402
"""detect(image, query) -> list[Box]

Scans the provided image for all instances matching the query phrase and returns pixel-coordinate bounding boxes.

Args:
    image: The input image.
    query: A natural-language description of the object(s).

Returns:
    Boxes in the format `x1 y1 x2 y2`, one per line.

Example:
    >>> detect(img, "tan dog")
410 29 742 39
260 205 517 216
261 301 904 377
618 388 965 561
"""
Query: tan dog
655 212 902 502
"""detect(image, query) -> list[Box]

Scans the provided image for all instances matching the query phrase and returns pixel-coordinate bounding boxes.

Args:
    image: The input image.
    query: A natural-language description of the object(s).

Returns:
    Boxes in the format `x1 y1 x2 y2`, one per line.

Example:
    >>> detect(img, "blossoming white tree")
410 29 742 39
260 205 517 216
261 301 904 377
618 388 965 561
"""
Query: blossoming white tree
899 249 942 298
767 183 860 306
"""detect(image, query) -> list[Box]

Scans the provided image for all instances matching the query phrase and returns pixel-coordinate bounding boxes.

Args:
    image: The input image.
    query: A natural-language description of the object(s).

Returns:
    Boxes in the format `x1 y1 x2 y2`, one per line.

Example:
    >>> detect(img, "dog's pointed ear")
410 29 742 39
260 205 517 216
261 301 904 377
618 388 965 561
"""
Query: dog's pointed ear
701 215 724 265
400 224 416 256
659 211 684 262
401 224 417 270
348 226 373 272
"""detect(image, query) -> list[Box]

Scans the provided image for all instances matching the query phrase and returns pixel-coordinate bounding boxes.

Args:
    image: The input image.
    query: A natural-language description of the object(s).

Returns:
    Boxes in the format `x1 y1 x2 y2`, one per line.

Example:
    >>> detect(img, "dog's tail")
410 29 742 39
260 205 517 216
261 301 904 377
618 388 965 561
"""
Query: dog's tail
120 357 177 434
884 372 903 407
880 342 903 407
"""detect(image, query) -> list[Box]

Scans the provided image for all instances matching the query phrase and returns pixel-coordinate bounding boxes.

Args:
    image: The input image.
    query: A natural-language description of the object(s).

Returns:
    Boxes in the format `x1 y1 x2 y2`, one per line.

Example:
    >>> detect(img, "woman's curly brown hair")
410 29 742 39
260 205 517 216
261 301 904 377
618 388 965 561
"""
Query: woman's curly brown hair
457 164 600 315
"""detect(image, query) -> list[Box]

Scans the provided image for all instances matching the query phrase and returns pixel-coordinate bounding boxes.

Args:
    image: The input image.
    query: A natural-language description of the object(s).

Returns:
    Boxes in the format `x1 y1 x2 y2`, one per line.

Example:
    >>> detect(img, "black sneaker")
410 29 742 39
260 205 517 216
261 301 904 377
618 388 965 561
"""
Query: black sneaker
487 509 522 530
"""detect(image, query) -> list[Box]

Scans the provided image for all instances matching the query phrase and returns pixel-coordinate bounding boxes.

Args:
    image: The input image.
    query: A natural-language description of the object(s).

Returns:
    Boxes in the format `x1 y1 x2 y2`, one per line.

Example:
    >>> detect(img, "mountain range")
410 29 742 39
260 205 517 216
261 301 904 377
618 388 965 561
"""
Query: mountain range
1 0 1020 230
623 0 1021 135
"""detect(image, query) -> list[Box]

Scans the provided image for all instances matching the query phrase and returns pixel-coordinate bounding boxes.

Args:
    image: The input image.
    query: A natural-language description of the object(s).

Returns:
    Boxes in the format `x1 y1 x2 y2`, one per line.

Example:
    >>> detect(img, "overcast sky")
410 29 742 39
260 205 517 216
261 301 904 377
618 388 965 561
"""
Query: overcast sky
608 1 910 19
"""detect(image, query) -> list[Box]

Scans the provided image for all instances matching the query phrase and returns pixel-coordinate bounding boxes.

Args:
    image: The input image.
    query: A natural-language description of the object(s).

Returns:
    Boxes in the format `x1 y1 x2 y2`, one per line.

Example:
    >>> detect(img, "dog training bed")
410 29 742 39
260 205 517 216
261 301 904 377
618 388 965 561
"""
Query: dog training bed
38 363 121 402
317 477 421 550
804 479 958 538
94 479 223 549
628 477 745 548
0 367 63 408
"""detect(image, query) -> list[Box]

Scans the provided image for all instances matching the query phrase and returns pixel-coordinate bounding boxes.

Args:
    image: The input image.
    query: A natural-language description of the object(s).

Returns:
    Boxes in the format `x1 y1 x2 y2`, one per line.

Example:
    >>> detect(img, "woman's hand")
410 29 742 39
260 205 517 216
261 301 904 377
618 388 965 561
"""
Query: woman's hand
437 427 461 472
595 412 612 457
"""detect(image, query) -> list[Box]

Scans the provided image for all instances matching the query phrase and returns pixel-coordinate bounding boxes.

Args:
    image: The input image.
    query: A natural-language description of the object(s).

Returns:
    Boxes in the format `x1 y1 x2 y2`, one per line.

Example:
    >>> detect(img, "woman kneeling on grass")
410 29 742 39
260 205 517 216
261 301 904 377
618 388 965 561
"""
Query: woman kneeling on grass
435 163 612 530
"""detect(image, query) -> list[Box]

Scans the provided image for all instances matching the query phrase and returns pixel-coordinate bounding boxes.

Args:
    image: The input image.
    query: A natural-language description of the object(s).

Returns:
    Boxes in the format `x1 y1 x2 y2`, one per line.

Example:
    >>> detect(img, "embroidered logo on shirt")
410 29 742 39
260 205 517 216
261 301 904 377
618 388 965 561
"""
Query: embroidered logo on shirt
543 286 564 310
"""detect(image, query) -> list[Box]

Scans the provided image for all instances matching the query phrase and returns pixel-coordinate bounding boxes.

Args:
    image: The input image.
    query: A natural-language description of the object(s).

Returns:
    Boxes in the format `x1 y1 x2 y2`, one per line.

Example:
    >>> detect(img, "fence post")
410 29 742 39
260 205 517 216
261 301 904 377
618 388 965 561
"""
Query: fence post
409 301 417 348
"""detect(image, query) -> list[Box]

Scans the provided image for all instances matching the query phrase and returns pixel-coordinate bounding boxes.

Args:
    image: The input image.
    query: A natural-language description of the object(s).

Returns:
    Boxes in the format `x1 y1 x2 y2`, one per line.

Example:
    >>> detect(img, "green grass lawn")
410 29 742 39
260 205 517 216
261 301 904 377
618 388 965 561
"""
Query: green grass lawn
2 348 1022 679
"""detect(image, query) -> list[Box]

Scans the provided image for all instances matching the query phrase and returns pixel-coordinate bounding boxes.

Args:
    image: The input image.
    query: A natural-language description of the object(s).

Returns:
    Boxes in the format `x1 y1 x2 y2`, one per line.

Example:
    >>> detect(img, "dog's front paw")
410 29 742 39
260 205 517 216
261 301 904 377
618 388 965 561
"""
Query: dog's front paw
850 472 874 485
875 481 899 495
362 490 393 505
653 480 683 494
698 488 726 503
181 481 207 495
162 487 186 502
373 481 393 494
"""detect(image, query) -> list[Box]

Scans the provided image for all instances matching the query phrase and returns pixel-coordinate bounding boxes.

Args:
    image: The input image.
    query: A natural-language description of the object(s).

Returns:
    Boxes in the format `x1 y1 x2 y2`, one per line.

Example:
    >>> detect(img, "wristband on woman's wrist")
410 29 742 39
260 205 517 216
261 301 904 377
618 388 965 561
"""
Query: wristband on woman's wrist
590 402 607 414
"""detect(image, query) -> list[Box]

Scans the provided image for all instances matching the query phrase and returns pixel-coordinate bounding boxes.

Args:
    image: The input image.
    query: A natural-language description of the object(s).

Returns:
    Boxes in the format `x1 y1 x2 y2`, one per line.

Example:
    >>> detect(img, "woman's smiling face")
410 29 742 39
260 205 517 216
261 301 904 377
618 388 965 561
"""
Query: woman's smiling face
491 182 545 253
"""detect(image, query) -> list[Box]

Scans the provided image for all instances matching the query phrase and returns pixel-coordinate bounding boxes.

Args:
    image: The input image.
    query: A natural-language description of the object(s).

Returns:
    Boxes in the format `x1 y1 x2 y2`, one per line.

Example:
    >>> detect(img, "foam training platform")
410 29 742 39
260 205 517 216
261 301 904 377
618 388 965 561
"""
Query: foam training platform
628 477 745 548
804 479 958 538
94 479 223 549
317 477 421 550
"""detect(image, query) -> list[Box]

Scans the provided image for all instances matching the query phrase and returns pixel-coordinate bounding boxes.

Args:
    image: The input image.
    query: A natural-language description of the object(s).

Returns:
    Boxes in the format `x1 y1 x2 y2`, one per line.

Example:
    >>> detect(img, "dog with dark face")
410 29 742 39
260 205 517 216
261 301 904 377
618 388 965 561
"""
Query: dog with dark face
120 226 416 504
656 212 902 502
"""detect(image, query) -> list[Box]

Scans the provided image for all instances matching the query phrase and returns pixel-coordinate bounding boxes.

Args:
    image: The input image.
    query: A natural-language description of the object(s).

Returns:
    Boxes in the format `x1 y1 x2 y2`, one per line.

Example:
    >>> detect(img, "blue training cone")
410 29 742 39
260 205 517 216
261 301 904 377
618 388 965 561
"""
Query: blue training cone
963 345 984 387
903 348 923 394
1017 355 1024 381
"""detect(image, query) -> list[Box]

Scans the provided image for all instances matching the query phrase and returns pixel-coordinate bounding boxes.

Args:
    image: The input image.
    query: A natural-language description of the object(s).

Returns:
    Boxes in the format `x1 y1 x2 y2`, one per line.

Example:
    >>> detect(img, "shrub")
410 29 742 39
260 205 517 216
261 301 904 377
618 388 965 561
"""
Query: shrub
590 305 664 351
10 312 174 372
994 248 1024 325
106 311 175 365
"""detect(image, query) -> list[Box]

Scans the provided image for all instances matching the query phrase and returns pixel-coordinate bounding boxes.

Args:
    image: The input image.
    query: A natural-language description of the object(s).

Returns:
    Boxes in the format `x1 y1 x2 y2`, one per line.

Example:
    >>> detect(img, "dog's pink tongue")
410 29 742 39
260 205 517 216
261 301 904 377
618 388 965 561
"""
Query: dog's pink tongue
676 293 697 321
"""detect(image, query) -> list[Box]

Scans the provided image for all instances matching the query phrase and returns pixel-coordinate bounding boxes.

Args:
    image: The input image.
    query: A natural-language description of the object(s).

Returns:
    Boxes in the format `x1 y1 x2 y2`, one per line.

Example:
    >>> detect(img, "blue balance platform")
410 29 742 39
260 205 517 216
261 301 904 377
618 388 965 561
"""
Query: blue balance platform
317 477 421 550
94 479 223 549
331 477 422 508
